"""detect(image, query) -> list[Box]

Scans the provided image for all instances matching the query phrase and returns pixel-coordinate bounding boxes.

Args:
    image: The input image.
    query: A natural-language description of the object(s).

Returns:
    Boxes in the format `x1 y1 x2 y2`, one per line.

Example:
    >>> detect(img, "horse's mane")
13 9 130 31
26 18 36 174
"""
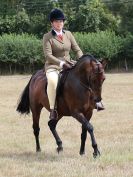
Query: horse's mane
73 54 98 68
79 54 96 61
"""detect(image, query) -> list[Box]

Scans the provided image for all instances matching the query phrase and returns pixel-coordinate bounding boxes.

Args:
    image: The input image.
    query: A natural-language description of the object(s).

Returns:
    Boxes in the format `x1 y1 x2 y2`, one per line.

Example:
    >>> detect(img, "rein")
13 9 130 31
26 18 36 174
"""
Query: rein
74 55 102 93
59 55 103 94
80 80 93 92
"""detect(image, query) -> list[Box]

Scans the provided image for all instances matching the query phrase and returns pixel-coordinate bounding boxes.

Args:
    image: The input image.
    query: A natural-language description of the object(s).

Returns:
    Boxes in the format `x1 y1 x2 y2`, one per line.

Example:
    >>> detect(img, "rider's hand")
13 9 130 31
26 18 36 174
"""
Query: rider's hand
63 63 72 70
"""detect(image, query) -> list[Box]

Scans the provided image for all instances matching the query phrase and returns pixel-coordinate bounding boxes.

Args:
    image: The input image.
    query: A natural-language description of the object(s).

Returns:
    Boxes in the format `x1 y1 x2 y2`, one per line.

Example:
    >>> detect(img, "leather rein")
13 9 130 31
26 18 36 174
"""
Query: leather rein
79 62 103 92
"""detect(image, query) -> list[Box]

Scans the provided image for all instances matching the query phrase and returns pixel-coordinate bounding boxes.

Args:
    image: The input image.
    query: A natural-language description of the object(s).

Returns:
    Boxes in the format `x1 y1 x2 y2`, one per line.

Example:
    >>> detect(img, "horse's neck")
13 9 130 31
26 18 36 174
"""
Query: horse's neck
73 63 90 84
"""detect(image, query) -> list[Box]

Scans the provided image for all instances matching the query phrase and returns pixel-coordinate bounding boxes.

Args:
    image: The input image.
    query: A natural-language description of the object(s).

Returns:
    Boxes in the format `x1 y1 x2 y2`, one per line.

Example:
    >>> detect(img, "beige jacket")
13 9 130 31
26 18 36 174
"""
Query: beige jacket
43 30 83 71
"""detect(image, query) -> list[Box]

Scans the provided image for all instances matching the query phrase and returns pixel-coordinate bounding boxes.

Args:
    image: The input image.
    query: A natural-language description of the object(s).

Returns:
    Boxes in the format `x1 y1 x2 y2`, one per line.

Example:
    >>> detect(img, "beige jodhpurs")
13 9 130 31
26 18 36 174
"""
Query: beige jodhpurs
46 69 59 109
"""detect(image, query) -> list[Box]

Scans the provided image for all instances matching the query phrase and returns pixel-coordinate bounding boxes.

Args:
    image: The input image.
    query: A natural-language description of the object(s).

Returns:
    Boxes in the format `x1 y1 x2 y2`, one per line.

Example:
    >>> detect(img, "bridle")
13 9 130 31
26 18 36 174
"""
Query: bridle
79 60 103 92
80 80 93 92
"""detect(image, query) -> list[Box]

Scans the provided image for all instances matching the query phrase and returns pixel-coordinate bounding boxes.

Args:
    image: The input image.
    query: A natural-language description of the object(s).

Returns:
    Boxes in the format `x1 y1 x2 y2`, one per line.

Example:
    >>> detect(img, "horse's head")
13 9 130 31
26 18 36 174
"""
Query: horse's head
75 55 107 102
89 58 106 102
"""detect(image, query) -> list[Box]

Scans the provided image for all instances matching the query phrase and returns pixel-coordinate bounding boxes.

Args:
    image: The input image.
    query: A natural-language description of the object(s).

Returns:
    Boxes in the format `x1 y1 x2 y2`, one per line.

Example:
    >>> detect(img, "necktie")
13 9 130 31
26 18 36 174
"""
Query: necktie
57 34 63 41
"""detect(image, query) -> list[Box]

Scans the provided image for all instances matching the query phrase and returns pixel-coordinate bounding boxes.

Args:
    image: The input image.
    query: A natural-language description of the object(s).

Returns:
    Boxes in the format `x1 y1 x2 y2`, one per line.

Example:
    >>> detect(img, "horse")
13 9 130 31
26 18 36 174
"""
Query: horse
17 54 106 158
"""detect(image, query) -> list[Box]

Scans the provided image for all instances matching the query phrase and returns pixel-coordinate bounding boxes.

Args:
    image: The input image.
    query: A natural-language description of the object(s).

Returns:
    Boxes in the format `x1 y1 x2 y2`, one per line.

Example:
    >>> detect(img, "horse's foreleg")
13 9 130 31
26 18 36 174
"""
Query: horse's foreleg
48 119 63 153
32 107 42 152
87 121 100 158
72 112 100 158
80 125 87 155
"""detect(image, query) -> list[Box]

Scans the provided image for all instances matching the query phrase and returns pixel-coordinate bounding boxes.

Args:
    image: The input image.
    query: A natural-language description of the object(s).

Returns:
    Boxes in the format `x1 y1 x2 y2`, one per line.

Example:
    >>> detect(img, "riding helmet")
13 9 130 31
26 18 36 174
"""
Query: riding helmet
49 8 66 22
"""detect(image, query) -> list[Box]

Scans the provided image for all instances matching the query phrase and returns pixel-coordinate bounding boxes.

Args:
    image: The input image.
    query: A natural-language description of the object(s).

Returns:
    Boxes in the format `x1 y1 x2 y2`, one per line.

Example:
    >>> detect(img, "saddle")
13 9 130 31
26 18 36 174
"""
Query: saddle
57 60 76 94
56 69 71 96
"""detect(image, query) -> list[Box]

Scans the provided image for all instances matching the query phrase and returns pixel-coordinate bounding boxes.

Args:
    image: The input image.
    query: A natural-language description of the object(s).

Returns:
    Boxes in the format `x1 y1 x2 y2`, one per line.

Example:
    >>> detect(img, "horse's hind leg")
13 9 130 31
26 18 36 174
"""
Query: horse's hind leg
48 119 63 153
32 106 42 152
80 125 87 155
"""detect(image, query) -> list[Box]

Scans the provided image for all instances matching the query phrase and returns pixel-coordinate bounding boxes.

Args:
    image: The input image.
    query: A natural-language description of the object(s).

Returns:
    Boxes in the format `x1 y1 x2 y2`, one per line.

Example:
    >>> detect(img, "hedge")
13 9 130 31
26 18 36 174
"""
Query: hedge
0 31 133 74
0 33 44 74
74 31 124 59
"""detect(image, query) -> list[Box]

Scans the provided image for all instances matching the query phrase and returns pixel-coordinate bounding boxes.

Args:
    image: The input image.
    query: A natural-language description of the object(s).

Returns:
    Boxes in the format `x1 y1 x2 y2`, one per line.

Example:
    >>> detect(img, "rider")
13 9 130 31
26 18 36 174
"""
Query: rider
43 8 104 120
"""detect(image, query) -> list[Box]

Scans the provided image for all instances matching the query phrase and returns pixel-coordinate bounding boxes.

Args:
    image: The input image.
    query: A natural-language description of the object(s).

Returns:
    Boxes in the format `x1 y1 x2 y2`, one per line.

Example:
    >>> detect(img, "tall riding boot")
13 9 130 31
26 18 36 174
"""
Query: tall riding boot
49 109 58 120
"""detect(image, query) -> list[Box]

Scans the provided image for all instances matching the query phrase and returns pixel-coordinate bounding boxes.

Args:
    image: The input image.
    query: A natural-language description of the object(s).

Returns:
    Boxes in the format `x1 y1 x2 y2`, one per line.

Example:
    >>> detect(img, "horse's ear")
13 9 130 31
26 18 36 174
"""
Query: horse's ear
99 58 108 68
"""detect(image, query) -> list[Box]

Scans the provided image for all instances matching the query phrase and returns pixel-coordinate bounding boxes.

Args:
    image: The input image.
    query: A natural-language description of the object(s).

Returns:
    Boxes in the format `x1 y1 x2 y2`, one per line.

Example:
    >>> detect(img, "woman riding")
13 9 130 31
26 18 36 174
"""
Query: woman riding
43 8 104 120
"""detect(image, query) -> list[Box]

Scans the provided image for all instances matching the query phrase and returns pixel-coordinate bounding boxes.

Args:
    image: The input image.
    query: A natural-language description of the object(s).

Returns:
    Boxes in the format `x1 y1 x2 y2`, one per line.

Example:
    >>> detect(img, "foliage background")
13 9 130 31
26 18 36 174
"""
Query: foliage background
0 0 133 73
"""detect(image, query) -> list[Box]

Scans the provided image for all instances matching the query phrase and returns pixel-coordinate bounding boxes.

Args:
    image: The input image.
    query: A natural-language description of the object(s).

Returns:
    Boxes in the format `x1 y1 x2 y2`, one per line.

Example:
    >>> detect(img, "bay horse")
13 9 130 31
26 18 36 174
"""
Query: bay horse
17 54 106 158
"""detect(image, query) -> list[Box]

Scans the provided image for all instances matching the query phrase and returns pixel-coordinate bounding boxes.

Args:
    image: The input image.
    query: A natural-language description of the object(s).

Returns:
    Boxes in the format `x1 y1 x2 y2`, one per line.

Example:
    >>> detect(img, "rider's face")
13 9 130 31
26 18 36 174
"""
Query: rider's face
51 20 64 32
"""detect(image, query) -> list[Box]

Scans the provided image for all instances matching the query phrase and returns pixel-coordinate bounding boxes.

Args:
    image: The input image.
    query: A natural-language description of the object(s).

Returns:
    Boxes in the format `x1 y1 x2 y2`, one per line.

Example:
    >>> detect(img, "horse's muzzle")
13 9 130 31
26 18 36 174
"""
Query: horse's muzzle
94 97 102 102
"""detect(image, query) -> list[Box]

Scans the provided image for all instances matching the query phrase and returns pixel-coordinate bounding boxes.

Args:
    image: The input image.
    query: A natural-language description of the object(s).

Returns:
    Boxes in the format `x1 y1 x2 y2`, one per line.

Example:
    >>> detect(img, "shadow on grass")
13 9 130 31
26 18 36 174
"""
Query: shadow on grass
0 150 79 163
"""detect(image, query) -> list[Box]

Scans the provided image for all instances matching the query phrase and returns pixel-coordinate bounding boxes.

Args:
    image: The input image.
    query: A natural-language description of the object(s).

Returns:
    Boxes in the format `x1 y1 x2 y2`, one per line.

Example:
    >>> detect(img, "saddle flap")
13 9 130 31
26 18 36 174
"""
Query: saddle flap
56 69 70 96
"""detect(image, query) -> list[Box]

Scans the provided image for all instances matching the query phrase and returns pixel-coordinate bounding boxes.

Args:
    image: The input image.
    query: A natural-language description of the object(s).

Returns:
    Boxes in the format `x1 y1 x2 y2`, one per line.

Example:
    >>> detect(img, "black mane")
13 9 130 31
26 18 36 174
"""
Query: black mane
74 54 98 68
79 54 96 61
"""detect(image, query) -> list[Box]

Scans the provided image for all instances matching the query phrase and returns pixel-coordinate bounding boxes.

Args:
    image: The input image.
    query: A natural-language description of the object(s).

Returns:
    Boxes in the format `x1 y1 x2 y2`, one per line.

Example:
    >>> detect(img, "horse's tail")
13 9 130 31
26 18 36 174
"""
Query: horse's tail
16 76 32 115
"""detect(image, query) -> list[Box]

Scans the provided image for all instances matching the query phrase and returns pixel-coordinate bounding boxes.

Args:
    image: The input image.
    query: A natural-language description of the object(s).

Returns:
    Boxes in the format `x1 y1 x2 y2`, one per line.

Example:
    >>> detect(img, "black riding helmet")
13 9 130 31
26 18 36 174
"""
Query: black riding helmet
49 8 66 22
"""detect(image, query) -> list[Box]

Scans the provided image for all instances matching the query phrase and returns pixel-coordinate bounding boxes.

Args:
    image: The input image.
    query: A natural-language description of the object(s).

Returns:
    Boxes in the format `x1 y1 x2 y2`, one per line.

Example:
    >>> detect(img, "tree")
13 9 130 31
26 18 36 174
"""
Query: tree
104 0 133 35
68 0 118 32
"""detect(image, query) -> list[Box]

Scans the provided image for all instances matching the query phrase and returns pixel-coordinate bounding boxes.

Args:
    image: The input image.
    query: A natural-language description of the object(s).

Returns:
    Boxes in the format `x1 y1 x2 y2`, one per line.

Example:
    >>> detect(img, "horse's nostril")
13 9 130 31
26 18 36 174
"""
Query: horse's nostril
94 97 101 102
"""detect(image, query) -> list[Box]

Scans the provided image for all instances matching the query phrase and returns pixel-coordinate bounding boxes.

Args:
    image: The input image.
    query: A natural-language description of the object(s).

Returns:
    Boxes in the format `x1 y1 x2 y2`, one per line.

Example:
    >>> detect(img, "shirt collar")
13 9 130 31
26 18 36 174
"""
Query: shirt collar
51 29 65 36
53 29 63 36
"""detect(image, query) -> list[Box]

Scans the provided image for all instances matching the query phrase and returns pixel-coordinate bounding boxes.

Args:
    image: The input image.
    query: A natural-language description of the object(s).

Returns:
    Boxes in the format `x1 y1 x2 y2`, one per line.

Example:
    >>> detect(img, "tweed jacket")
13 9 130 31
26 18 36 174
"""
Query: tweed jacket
43 29 83 71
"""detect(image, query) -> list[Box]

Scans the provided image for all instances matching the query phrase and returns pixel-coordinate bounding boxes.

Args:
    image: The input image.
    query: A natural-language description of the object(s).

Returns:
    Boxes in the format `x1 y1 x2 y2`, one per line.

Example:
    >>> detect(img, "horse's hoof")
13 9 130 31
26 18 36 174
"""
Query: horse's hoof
36 148 41 152
93 150 100 158
79 150 85 156
93 152 97 158
57 146 63 153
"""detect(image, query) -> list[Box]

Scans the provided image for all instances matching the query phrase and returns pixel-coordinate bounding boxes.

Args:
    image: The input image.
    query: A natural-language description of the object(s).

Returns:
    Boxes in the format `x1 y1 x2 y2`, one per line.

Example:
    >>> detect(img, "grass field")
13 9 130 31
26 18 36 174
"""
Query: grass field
0 73 133 177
